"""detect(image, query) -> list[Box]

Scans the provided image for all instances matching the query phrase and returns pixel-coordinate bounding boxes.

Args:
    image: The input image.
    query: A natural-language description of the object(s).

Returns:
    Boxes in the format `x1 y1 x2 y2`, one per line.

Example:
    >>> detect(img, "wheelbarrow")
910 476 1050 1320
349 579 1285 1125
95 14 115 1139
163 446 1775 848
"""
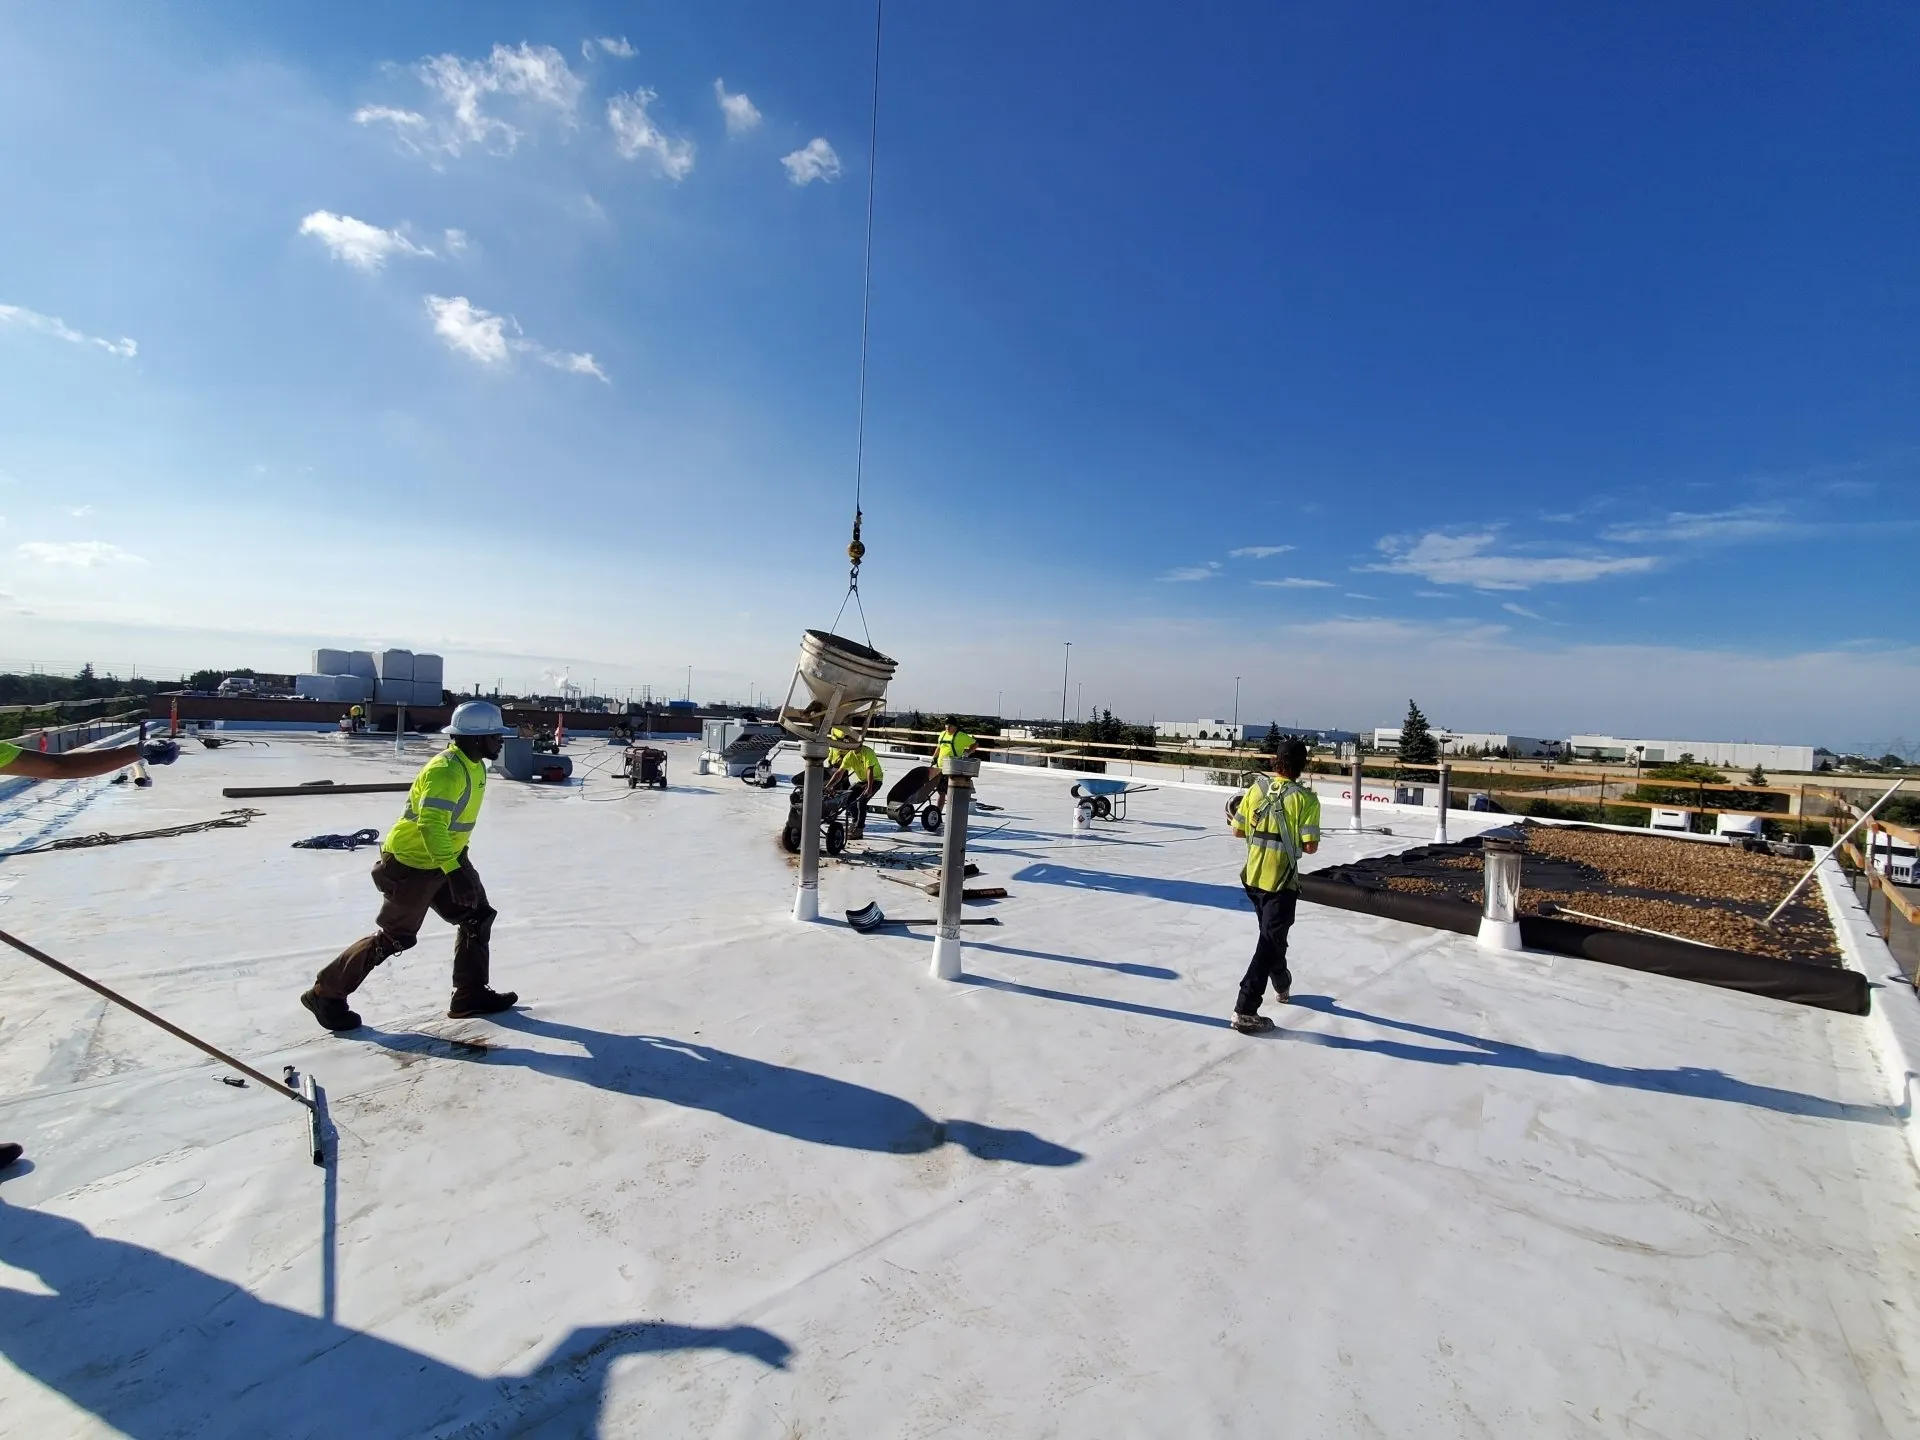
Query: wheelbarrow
885 765 943 833
1070 777 1158 822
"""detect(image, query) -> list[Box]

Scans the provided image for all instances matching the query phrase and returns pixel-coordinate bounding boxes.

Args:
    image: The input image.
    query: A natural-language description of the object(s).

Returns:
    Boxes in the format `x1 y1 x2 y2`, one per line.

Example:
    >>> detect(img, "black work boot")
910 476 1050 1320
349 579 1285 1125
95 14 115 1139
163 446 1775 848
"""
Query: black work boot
0 1143 22 1170
448 988 518 1019
301 989 363 1033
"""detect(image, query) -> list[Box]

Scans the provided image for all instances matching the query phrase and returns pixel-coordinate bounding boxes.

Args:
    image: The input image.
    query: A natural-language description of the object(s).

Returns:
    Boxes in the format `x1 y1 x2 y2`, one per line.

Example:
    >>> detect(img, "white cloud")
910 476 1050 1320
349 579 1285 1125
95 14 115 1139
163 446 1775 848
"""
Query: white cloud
536 348 609 382
443 228 470 254
360 43 584 157
1368 531 1656 591
607 90 696 180
782 138 841 186
423 295 607 382
17 540 145 567
586 36 636 60
1158 562 1222 583
714 79 762 136
1501 601 1548 621
0 303 137 359
298 211 436 271
1229 545 1292 559
1254 577 1334 589
424 295 510 364
1600 506 1792 544
69 505 93 518
1344 592 1377 600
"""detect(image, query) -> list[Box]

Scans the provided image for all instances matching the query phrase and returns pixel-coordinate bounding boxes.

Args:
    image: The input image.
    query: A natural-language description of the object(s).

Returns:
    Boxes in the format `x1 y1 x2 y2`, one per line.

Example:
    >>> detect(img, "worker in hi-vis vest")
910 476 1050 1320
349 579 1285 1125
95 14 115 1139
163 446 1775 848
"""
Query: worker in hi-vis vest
302 701 518 1033
834 741 885 839
0 733 146 1176
929 720 976 812
1226 736 1320 1034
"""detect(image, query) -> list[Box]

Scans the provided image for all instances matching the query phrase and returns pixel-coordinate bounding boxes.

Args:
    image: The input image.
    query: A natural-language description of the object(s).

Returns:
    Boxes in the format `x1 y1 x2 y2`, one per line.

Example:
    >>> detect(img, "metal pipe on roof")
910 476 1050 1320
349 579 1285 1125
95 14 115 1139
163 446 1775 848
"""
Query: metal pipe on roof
1763 776 1907 926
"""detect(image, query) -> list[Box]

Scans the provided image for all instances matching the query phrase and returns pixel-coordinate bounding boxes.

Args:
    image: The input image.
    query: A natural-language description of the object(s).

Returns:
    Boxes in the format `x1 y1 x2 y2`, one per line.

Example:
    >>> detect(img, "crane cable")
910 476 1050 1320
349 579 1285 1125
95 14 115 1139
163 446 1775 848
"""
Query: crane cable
831 0 885 648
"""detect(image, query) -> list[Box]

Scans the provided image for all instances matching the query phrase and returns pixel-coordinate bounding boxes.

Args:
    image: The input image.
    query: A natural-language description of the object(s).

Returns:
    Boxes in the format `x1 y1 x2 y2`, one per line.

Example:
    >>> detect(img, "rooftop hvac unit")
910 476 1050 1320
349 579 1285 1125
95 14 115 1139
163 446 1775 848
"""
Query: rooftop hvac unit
372 649 414 681
348 651 377 680
313 648 352 676
413 652 445 687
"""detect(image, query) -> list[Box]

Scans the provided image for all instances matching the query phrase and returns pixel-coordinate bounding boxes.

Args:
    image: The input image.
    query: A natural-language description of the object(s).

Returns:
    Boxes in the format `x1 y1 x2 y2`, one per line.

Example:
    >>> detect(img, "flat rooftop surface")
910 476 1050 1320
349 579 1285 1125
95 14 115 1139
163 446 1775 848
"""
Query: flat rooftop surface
2 735 1918 1437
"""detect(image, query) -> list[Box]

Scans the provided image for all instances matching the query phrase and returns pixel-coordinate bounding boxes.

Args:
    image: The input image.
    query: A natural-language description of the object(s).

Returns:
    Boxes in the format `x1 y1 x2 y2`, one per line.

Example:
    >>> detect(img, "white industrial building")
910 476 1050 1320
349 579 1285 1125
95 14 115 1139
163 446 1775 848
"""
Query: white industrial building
1369 728 1556 758
1567 735 1816 771
1153 719 1242 749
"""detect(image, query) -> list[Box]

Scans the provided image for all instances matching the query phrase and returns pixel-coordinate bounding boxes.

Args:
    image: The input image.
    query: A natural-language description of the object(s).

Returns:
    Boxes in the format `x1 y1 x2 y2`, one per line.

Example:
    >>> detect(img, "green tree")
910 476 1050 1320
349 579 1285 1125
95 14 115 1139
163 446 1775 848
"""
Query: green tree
1746 764 1767 787
1879 753 1908 771
1263 720 1282 758
1399 700 1439 766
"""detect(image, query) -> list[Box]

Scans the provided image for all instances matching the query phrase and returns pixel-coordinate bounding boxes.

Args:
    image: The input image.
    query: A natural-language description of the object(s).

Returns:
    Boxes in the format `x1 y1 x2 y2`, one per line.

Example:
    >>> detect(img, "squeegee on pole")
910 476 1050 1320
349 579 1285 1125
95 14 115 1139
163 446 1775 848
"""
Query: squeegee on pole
0 926 325 1165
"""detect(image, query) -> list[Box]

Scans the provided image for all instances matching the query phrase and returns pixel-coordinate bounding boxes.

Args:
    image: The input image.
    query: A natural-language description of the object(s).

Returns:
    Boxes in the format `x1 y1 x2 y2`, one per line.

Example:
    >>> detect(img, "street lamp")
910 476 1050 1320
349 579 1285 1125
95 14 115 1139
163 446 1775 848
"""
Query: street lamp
1232 676 1240 747
1060 643 1072 728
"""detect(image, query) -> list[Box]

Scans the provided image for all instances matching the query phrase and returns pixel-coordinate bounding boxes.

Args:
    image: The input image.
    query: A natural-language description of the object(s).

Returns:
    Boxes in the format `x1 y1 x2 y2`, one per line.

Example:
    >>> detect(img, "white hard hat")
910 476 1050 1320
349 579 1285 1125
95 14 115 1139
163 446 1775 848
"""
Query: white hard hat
448 700 508 736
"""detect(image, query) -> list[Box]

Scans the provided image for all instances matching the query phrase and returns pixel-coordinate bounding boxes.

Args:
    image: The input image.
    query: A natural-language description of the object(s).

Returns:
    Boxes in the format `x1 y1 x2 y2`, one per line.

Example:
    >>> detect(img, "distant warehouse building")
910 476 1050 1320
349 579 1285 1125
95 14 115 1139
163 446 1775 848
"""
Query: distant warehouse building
1567 735 1816 771
1370 728 1556 758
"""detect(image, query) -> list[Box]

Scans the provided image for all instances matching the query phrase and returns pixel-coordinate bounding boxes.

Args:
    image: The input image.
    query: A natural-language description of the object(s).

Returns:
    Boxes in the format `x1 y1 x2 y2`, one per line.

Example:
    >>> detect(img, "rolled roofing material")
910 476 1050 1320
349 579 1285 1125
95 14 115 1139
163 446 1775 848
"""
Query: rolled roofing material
1297 875 1869 1016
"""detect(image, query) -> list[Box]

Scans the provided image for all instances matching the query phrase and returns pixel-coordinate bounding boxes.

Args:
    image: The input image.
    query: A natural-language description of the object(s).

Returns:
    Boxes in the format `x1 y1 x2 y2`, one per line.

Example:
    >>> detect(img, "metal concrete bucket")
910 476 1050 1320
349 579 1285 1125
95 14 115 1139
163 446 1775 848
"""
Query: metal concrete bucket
778 629 897 741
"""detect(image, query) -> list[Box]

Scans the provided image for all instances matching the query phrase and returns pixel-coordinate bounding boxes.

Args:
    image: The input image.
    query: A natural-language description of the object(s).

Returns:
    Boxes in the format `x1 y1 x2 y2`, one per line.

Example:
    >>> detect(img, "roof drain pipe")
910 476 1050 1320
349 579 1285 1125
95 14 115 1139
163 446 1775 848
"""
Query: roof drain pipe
1433 757 1451 846
1477 836 1524 952
1348 750 1364 833
930 753 980 980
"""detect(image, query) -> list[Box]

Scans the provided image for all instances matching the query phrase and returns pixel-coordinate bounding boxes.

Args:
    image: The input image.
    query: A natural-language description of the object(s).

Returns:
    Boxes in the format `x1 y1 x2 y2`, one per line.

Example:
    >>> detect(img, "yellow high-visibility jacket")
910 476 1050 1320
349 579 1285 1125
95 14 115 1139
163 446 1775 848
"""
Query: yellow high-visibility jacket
0 741 20 769
1234 773 1320 892
839 745 884 787
384 745 488 873
934 729 976 765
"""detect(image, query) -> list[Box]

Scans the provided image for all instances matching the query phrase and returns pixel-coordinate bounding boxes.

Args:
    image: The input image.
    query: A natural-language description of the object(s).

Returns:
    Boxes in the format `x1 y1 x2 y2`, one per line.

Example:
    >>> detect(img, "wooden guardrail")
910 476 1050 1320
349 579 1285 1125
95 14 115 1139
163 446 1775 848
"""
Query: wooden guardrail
1841 839 1920 926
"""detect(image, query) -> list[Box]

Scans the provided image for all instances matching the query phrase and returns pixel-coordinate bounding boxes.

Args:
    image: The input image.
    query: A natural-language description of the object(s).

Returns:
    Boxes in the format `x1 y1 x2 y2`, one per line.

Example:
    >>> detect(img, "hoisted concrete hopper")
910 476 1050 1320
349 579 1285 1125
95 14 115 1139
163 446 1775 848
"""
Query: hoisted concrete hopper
777 629 897 745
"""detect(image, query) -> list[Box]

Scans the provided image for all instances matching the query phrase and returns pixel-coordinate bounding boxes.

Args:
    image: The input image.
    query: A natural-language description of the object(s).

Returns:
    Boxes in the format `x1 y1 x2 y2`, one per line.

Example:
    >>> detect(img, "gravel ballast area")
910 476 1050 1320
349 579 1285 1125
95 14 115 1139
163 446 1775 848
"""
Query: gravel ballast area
1357 822 1841 964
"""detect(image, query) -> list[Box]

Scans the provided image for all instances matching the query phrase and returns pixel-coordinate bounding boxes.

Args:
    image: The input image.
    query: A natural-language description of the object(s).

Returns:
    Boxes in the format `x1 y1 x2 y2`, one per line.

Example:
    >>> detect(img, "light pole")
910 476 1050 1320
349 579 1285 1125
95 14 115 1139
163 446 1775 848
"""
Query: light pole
1232 676 1240 748
1060 643 1072 728
686 666 692 702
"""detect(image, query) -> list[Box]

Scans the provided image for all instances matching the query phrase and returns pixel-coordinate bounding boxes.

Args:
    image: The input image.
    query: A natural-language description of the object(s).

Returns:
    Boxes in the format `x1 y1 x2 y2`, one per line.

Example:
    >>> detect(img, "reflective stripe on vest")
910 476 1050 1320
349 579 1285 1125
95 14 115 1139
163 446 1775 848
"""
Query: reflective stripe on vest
404 760 476 830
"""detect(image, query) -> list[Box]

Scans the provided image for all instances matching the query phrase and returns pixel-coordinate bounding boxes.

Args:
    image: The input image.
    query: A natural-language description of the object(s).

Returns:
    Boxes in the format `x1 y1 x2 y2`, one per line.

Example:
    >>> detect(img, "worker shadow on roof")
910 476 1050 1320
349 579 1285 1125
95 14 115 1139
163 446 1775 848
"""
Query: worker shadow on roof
1011 862 1248 912
373 1012 1084 1167
965 939 1180 981
0 1201 790 1440
1284 996 1901 1126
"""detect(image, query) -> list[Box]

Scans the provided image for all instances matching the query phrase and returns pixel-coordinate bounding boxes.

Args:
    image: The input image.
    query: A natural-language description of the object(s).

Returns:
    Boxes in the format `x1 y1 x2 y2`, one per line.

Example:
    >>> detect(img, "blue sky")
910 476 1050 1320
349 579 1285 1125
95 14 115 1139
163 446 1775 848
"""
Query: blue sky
1 2 1916 749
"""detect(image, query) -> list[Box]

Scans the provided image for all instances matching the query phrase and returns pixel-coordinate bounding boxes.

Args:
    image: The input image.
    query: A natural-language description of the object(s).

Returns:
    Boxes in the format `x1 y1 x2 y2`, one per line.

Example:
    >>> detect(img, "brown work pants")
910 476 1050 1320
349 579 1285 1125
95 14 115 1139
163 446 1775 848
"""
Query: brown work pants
313 853 495 1000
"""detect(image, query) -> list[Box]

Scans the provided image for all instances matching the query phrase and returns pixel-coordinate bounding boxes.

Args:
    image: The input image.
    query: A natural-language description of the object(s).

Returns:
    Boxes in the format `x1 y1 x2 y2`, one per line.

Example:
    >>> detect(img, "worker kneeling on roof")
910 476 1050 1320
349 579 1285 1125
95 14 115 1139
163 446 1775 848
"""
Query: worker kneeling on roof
929 719 976 813
301 701 519 1033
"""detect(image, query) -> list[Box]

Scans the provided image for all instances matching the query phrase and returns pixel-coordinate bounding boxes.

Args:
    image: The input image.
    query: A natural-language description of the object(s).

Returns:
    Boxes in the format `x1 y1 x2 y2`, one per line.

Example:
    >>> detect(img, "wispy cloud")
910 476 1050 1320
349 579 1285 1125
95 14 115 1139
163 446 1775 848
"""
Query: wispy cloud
1501 601 1549 621
358 42 583 157
1158 562 1222 583
0 303 137 359
585 36 635 60
298 211 436 271
424 295 607 381
17 540 145 567
1368 531 1655 591
1284 615 1509 646
1229 545 1292 559
782 138 841 186
1344 592 1376 600
69 505 93 519
608 89 696 180
1254 577 1334 589
714 79 762 136
1599 506 1792 544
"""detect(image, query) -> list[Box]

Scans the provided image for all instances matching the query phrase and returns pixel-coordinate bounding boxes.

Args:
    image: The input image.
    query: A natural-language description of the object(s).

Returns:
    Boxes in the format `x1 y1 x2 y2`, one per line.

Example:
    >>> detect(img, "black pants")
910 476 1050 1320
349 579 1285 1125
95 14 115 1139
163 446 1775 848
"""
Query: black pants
313 853 495 1000
1237 884 1298 1013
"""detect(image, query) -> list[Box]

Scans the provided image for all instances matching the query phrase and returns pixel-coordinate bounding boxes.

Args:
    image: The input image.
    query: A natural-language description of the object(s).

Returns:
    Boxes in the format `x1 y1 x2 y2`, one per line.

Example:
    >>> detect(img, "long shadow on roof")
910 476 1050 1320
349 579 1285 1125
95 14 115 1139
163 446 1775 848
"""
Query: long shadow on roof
1282 996 1901 1125
0 1201 789 1440
1011 862 1249 912
359 1012 1083 1167
952 979 1896 1125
